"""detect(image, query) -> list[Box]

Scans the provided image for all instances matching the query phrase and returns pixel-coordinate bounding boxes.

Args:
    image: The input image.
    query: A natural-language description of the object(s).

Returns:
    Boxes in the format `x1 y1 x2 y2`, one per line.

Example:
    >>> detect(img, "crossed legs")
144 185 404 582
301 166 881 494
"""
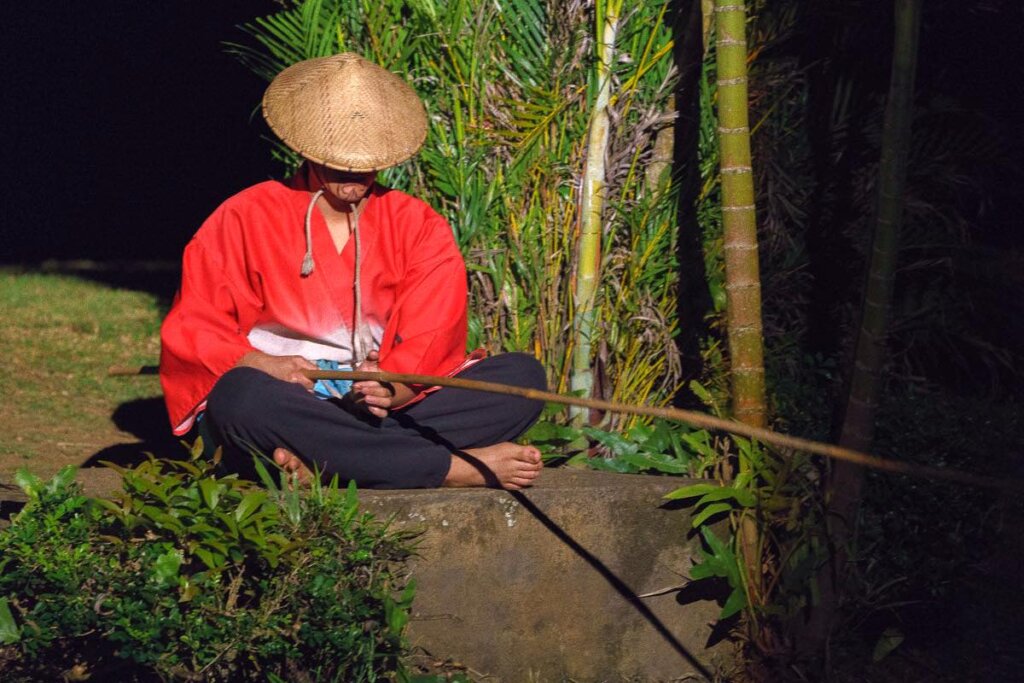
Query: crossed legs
204 353 546 489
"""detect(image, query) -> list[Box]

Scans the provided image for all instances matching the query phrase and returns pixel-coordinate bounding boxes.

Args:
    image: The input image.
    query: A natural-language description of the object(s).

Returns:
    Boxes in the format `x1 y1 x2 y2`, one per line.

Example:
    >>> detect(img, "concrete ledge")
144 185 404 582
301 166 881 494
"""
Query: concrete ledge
362 469 727 682
0 467 727 681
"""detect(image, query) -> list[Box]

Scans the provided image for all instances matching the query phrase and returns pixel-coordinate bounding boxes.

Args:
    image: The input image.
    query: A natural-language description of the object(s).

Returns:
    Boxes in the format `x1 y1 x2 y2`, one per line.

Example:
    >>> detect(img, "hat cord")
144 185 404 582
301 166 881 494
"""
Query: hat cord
351 201 365 367
301 189 324 277
300 186 367 367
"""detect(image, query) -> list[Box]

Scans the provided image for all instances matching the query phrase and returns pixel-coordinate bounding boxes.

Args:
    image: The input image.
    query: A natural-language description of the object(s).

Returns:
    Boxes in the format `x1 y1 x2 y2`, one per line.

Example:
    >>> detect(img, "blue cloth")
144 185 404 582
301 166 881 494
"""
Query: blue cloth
312 359 354 400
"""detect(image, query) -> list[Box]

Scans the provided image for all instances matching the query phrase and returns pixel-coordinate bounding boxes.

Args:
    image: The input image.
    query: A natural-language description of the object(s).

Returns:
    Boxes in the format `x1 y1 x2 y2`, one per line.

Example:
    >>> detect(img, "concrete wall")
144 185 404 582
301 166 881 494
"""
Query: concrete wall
361 469 729 682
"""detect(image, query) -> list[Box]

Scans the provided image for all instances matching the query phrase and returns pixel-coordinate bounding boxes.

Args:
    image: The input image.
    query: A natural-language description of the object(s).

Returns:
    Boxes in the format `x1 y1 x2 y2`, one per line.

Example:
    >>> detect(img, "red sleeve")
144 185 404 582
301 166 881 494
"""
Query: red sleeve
377 212 468 387
159 217 262 433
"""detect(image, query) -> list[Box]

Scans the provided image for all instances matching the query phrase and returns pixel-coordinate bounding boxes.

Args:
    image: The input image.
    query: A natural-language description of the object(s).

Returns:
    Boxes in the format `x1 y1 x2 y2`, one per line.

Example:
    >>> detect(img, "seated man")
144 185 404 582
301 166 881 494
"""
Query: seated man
159 53 544 489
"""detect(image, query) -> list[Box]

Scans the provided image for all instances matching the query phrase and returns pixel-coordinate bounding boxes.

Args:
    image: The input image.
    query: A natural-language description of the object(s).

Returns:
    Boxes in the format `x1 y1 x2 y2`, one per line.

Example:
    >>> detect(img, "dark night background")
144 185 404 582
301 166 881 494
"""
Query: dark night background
1 1 280 264
1 1 1021 270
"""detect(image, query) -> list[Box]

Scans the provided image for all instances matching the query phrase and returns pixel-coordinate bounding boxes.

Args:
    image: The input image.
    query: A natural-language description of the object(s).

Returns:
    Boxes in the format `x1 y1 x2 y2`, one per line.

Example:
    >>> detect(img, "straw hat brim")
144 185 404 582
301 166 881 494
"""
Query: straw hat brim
263 53 427 173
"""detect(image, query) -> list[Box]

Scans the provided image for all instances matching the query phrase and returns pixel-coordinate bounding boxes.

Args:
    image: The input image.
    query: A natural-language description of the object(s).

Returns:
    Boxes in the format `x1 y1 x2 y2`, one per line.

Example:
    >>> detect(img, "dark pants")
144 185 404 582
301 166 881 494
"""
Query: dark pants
204 353 546 489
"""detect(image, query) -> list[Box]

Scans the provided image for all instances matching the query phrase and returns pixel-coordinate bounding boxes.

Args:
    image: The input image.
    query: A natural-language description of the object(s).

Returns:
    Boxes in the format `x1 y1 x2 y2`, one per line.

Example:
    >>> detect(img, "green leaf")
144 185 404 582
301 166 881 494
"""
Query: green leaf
199 479 222 510
195 548 224 570
524 421 581 444
679 432 717 459
872 627 904 662
586 457 636 474
696 486 757 508
253 456 280 493
46 465 78 495
719 587 746 619
615 452 688 475
691 501 732 528
0 598 20 644
583 427 640 457
13 467 42 498
688 380 715 409
140 505 184 533
663 483 722 501
235 491 268 523
699 526 744 590
152 549 182 587
190 435 205 461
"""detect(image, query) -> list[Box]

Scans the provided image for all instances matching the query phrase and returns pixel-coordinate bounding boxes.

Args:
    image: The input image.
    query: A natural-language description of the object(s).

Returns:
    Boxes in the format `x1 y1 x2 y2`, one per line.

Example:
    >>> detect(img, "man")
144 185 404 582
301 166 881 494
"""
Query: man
160 53 544 489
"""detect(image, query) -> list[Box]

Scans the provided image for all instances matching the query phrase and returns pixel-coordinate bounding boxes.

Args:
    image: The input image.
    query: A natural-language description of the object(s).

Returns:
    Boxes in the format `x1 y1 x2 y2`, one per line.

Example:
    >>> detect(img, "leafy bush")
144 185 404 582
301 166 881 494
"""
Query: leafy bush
0 459 416 682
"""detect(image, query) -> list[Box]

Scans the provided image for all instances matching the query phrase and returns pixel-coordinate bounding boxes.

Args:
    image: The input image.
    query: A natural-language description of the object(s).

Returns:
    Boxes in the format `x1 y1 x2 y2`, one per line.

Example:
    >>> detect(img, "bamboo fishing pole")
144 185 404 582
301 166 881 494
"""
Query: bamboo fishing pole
108 365 1022 494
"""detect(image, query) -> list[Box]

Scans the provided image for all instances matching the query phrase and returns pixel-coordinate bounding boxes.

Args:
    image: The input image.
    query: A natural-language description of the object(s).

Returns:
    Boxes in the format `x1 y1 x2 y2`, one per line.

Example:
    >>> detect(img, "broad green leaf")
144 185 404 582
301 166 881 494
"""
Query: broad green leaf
587 457 636 474
199 479 222 510
720 587 746 619
689 560 717 581
691 501 732 528
679 432 717 459
195 548 224 570
46 465 78 494
190 435 205 461
524 421 580 443
696 486 756 508
699 526 743 589
663 483 722 501
583 427 640 456
235 491 268 523
0 598 20 644
616 452 688 474
13 468 42 497
140 505 184 532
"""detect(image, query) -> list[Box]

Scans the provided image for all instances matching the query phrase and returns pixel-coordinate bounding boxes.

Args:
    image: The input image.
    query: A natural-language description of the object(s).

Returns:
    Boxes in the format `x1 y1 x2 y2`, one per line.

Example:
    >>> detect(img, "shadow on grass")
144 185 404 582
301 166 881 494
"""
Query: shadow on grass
6 260 181 311
84 397 187 468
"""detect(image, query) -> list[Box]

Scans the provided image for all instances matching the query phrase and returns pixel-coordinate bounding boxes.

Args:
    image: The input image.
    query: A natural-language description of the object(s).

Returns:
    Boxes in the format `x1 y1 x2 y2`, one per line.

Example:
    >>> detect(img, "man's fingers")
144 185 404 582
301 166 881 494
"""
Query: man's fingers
289 372 315 389
362 393 393 408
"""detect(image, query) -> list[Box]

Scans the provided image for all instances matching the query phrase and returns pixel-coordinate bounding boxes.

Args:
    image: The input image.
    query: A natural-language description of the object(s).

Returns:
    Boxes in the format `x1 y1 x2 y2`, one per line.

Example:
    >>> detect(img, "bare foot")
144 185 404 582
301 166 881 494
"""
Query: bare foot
273 447 313 486
443 442 542 490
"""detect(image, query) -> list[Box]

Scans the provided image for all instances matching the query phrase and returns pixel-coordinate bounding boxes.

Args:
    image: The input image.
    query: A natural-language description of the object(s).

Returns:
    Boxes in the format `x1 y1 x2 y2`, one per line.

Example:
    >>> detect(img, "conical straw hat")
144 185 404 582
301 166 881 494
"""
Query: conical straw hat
262 53 427 172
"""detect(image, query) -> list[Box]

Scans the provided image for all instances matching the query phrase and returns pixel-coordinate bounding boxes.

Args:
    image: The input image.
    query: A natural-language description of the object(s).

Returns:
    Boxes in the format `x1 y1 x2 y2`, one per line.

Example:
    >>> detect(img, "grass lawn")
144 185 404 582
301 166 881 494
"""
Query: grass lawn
0 270 174 477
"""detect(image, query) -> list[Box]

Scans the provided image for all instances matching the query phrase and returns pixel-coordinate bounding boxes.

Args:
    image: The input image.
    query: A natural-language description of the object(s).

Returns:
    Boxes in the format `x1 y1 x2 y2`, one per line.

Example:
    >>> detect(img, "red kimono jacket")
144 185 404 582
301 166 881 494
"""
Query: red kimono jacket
160 176 469 435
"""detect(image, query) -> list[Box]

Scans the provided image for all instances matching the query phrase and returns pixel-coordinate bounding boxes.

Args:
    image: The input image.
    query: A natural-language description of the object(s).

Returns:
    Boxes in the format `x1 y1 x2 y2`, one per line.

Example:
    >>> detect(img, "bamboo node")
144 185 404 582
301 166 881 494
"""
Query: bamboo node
721 204 756 212
722 244 759 254
716 77 747 87
714 4 747 12
720 166 753 175
717 125 749 134
716 38 747 48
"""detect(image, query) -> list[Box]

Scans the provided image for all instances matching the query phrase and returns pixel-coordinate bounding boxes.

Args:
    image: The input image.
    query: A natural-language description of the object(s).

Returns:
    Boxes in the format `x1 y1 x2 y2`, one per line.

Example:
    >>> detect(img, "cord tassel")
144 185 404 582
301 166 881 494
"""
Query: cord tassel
301 189 325 277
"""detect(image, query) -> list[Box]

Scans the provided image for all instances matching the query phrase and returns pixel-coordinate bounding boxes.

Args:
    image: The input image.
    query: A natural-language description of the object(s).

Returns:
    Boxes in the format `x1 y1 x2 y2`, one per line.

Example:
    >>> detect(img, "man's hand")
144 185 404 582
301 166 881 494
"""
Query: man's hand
236 351 316 390
352 350 415 418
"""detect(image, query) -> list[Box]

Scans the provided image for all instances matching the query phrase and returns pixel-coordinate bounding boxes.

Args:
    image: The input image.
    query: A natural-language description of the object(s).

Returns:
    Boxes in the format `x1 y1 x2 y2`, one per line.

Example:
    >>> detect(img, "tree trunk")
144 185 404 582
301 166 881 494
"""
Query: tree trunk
713 0 767 611
833 0 921 530
808 0 922 650
715 0 767 430
570 0 621 423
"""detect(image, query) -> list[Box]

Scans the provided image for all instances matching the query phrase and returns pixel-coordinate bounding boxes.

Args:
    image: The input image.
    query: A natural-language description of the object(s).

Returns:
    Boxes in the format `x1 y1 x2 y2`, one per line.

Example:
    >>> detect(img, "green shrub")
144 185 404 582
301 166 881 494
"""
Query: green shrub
0 460 416 682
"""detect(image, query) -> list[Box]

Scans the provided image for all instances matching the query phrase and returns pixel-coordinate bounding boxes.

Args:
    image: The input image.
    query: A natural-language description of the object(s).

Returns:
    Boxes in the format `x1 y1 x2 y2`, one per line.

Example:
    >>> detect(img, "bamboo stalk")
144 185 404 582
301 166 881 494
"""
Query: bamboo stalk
571 0 621 424
107 365 1022 494
715 0 767 430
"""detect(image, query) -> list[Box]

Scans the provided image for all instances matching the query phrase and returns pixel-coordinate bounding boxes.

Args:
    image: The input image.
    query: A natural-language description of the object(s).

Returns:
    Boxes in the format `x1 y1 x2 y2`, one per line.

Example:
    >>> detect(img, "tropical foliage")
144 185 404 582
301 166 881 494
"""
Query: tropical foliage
0 460 416 682
227 0 684 427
